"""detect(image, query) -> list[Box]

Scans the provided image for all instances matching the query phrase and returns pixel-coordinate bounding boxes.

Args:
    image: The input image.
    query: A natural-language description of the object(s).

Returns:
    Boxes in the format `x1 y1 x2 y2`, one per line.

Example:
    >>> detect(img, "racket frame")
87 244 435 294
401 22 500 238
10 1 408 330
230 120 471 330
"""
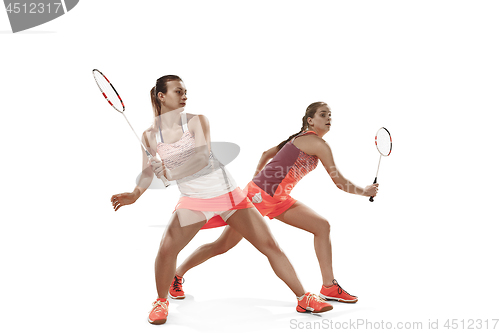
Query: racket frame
370 127 392 202
92 69 169 187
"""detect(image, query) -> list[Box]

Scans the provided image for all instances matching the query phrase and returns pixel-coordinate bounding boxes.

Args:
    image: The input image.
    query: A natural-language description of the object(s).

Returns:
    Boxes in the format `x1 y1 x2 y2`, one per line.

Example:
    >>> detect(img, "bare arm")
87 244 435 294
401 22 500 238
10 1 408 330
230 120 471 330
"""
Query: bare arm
133 133 156 197
110 130 155 211
313 138 377 197
253 146 279 177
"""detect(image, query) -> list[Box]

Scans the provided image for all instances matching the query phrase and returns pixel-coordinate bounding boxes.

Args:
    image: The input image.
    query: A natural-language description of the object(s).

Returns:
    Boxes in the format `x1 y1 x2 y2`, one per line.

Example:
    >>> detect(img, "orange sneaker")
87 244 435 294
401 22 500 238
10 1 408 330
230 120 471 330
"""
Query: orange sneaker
148 298 169 325
169 274 185 299
319 279 358 303
296 292 333 313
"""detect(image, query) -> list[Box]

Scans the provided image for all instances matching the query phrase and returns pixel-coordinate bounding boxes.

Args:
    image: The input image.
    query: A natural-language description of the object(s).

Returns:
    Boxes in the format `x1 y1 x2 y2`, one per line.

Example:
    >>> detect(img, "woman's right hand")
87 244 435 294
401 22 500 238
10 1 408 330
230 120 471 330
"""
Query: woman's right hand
363 183 379 197
111 191 139 211
151 158 167 179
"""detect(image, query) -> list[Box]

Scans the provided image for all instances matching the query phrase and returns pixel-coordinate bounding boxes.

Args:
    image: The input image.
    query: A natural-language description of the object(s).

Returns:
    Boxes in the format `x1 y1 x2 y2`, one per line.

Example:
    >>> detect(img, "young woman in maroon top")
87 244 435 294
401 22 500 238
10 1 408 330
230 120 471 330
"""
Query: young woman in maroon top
111 78 334 325
169 102 379 303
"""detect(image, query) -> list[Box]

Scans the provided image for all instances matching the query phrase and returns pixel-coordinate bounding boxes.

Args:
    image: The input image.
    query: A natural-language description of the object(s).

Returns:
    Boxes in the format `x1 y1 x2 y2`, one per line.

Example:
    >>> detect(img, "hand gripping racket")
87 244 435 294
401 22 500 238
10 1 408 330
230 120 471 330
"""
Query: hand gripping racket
92 69 170 187
369 127 392 202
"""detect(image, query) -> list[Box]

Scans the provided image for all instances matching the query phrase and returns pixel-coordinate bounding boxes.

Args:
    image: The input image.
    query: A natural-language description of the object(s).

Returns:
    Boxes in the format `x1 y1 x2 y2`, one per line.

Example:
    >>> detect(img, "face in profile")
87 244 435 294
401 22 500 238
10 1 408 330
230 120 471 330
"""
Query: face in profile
159 80 188 111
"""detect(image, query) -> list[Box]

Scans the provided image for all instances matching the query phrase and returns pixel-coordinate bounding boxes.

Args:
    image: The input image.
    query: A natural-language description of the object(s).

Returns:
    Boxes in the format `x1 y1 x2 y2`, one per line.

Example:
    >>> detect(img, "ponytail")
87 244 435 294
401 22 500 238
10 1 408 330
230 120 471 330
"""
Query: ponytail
150 86 161 118
276 102 326 151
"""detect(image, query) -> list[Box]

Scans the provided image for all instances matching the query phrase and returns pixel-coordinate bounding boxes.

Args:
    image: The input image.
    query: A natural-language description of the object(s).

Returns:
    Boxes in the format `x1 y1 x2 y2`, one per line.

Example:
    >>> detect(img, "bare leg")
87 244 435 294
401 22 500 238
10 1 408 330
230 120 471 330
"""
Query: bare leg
155 211 206 298
176 226 243 277
274 201 334 286
226 207 305 297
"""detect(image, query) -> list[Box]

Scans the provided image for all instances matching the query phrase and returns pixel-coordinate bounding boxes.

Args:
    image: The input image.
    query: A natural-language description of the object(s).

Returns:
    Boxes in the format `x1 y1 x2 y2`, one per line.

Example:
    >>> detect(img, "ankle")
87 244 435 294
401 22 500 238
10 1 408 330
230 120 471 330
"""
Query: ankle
323 279 335 287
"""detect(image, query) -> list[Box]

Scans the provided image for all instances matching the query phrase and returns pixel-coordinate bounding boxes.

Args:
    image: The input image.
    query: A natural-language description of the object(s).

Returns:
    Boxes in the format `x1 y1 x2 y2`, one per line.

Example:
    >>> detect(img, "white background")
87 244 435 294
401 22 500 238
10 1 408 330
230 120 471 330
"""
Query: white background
1 1 499 332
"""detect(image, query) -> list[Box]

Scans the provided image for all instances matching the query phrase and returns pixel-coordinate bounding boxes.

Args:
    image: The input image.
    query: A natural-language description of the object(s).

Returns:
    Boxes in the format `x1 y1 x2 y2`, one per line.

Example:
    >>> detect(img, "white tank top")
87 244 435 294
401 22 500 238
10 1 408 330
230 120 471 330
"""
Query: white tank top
156 112 237 198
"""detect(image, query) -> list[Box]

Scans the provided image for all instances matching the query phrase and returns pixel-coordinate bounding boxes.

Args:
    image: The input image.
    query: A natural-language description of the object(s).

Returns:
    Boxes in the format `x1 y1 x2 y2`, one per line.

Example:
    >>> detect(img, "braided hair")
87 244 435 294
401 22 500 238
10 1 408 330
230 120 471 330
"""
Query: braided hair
276 102 327 151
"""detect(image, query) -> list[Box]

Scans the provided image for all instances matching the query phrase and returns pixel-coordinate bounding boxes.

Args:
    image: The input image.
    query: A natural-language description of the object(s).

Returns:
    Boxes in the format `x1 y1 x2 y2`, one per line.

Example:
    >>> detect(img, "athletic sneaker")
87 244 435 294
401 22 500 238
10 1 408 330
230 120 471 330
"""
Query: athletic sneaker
148 298 169 325
319 279 358 303
296 292 333 313
169 274 185 299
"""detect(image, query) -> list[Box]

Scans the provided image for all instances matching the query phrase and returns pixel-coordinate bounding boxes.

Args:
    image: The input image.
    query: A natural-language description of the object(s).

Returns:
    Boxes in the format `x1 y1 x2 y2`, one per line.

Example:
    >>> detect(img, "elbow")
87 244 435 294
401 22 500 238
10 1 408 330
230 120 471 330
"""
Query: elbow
263 147 277 159
137 170 153 188
333 181 343 191
141 167 154 179
331 177 345 191
260 148 275 163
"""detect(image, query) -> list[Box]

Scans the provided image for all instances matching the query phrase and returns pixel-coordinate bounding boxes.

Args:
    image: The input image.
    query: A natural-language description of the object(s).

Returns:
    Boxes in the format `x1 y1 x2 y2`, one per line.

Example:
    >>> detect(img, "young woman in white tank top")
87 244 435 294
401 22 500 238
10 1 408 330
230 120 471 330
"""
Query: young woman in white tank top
110 75 333 325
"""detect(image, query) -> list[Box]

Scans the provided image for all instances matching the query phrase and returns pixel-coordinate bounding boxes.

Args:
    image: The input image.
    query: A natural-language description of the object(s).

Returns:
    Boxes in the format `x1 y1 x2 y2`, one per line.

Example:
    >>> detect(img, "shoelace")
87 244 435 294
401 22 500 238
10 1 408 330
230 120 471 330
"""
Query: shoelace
304 293 327 306
333 279 354 296
172 275 184 292
151 300 168 313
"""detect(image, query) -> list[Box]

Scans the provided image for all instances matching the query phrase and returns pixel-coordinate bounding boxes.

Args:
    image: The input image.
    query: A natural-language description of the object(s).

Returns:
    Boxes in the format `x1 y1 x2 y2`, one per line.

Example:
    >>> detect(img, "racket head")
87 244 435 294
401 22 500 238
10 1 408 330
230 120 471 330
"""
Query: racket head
92 69 125 113
375 127 392 156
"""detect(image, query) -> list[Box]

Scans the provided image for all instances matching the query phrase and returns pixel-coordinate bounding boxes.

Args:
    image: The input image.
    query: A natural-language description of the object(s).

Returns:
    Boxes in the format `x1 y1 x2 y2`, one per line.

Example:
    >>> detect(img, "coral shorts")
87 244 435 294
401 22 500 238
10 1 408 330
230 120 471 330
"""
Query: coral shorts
202 181 297 228
174 187 253 229
244 181 297 219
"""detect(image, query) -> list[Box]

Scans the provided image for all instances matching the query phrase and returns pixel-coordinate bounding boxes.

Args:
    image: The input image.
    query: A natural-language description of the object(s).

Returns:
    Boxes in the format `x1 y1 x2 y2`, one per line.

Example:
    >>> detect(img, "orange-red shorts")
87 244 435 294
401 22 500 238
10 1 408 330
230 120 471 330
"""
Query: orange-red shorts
202 181 297 228
244 181 297 219
174 187 254 229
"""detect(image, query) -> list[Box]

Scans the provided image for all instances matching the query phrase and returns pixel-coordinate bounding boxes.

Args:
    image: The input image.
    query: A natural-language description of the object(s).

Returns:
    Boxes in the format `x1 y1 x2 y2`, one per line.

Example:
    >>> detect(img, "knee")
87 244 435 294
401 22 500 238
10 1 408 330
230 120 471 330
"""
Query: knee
157 244 170 260
259 238 283 256
314 218 330 236
157 239 178 259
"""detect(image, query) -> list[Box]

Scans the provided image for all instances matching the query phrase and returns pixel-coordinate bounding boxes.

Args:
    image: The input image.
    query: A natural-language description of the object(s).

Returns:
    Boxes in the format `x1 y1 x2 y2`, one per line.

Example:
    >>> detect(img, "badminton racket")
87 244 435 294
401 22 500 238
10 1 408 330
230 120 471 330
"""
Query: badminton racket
92 69 170 187
369 127 392 202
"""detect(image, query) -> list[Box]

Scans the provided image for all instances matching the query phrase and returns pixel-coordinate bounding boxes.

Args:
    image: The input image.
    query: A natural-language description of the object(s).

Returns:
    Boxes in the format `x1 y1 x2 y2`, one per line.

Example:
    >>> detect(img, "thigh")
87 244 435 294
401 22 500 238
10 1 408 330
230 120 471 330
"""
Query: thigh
213 225 244 249
273 201 329 234
160 211 206 251
177 209 209 227
226 207 278 252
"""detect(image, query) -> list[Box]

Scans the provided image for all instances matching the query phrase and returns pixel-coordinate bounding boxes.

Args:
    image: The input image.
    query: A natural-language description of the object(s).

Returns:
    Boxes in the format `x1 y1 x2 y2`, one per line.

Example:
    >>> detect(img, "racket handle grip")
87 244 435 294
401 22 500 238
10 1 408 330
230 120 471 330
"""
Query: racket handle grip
159 174 170 188
369 177 377 202
148 155 170 188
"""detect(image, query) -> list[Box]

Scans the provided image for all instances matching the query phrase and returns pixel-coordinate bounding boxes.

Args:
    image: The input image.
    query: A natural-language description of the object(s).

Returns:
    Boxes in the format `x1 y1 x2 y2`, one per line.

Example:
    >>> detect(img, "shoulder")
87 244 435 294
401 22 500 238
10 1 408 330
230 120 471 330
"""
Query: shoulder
294 132 330 156
142 125 156 140
298 132 327 146
308 135 330 153
187 113 209 122
186 113 210 130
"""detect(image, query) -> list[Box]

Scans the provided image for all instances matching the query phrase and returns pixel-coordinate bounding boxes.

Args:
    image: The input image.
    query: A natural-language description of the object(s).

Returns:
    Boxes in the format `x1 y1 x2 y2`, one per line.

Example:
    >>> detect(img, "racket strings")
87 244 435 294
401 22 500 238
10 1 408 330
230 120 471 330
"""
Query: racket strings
375 128 392 156
93 71 124 112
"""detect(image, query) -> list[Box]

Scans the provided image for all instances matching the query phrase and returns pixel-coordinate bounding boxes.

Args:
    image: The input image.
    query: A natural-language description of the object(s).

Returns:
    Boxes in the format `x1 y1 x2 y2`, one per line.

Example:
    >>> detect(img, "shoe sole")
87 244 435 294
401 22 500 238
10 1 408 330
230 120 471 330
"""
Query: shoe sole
319 293 358 303
297 305 334 313
148 318 167 325
168 293 185 299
